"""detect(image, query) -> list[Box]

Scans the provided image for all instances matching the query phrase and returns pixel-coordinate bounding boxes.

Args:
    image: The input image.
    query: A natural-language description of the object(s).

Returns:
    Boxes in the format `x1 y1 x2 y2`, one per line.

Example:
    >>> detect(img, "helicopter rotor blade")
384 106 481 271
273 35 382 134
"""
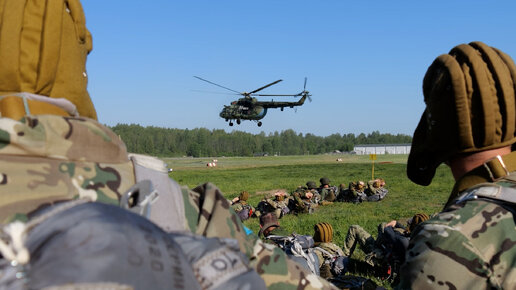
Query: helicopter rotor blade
191 89 239 95
194 76 241 94
304 77 307 90
250 79 283 94
254 94 298 97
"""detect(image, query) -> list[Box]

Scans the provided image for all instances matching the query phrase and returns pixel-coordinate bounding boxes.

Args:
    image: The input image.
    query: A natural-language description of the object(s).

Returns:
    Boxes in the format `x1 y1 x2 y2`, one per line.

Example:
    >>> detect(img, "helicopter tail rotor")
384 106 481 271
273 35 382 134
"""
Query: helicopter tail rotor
300 77 312 102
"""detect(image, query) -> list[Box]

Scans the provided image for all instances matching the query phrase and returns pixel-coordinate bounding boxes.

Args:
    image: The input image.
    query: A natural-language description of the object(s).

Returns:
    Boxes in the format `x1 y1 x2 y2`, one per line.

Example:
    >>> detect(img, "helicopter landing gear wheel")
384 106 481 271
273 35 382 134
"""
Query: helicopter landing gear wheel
257 122 262 127
236 119 241 125
229 122 233 126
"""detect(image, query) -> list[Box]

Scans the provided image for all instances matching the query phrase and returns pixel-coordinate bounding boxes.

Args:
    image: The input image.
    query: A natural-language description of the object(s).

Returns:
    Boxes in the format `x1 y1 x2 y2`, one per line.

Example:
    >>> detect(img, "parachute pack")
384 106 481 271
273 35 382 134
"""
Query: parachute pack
265 234 320 276
236 203 253 221
0 202 265 290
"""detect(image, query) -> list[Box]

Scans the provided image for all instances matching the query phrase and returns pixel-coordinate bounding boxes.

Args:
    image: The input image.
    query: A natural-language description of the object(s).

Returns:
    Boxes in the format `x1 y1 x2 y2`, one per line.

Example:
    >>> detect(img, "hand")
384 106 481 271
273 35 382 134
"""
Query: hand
385 220 397 228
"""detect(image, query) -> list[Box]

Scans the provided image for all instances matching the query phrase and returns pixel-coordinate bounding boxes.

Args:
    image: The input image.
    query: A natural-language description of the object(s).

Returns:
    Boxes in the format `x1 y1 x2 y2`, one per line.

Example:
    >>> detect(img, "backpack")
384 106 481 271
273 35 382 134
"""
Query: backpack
374 223 409 283
266 234 320 276
314 244 349 278
0 0 97 119
236 203 253 221
366 188 389 202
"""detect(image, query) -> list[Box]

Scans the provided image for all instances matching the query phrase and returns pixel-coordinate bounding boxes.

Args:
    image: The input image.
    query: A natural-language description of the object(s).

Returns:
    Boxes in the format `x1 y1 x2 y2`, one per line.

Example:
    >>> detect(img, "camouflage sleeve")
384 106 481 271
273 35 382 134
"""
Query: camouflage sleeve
398 200 516 289
183 182 337 289
231 203 243 213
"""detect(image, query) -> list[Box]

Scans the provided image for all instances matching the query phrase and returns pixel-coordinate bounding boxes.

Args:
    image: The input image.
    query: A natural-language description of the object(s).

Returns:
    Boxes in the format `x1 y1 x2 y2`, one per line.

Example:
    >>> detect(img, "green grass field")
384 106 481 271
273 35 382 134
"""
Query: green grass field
165 154 455 288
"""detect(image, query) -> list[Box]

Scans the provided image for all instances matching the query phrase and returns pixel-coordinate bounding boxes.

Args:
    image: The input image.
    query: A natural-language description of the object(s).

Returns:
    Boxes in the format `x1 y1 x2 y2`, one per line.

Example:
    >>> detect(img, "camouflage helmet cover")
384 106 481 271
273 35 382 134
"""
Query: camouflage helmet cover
306 181 317 189
320 177 330 186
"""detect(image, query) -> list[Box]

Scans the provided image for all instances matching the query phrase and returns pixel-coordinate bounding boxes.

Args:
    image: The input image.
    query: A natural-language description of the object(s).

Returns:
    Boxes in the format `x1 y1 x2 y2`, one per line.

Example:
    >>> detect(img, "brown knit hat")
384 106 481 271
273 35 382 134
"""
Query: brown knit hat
313 222 333 244
238 191 249 201
259 212 279 237
408 41 516 185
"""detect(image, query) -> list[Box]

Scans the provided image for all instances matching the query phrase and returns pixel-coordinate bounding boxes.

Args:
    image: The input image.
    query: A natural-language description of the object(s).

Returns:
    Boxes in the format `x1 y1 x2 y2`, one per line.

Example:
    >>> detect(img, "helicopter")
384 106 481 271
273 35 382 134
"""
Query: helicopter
194 76 311 127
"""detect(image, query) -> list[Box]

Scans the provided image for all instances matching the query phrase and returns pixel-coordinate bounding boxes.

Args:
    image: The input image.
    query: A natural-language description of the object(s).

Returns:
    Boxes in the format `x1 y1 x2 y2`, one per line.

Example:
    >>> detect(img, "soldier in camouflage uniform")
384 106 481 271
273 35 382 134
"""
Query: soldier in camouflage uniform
306 181 322 202
343 214 428 281
254 192 277 218
399 42 516 289
312 222 347 279
364 178 388 201
0 1 337 288
290 183 319 214
272 190 291 218
338 181 367 203
231 191 255 221
318 177 337 203
258 212 291 239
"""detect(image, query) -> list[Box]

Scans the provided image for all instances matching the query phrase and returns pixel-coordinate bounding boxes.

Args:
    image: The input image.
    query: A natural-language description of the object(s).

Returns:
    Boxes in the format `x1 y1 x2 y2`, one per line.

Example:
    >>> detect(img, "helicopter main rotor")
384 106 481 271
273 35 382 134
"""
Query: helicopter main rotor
194 76 285 98
253 77 311 101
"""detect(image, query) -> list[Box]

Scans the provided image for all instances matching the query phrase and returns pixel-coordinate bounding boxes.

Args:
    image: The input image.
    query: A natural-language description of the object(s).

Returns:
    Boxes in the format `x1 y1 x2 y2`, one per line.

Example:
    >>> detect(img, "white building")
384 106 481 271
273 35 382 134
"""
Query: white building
353 144 411 155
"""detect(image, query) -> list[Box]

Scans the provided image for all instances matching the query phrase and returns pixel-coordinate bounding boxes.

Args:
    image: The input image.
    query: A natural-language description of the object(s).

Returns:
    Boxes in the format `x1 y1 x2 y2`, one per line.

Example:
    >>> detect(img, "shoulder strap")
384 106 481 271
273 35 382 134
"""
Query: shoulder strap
455 180 516 205
314 246 335 259
129 153 186 232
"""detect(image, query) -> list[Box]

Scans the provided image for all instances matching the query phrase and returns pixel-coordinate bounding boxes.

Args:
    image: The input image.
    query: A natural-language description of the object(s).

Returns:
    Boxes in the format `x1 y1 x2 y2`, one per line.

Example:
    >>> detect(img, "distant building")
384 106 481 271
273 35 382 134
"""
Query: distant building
353 144 411 155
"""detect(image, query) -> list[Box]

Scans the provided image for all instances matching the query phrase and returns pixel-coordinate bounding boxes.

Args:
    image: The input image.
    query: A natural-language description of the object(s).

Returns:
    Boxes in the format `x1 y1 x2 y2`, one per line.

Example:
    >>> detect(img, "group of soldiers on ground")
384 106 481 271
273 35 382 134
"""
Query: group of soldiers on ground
257 211 430 287
230 176 389 221
229 176 420 287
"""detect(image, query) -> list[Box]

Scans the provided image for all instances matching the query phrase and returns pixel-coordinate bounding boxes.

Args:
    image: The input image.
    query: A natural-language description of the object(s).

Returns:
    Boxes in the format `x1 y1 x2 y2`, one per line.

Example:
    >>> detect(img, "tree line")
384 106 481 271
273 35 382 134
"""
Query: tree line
110 124 412 157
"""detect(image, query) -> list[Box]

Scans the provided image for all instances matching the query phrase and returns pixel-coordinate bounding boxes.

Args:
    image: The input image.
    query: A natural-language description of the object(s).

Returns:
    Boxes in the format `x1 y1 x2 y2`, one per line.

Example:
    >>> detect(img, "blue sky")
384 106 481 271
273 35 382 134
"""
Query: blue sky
81 1 516 137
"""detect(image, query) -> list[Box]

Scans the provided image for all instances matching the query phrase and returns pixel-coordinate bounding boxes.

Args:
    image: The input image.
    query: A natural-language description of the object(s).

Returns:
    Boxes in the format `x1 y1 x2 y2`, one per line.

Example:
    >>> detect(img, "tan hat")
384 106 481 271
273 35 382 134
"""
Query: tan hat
408 41 516 185
408 213 430 233
238 191 249 201
313 222 333 244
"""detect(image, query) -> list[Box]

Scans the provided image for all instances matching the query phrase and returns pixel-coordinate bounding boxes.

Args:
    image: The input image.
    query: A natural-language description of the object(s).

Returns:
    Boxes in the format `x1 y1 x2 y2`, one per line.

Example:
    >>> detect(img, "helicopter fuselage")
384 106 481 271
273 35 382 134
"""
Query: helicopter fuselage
219 103 267 121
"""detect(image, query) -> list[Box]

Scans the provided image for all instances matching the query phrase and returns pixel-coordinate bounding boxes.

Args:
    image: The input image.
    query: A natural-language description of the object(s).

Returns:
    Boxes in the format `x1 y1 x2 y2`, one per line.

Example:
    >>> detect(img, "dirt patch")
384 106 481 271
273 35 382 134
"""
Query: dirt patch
254 189 288 196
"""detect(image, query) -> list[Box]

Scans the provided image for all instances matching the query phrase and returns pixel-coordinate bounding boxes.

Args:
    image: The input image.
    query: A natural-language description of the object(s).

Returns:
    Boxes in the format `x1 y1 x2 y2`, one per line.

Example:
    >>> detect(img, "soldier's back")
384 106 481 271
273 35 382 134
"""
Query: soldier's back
400 197 516 288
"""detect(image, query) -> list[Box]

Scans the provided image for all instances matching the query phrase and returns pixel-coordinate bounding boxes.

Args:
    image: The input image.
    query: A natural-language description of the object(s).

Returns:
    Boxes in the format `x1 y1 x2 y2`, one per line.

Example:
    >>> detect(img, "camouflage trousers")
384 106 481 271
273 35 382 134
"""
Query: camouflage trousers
342 225 382 266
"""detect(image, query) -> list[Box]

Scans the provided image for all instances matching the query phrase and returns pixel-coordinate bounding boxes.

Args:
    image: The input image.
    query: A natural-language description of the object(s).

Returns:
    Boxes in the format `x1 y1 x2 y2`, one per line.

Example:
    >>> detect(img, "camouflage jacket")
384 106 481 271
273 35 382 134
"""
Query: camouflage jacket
291 191 318 214
314 242 345 279
319 186 337 202
0 115 336 289
0 115 133 223
231 200 254 214
398 166 516 289
314 242 345 268
365 180 379 196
